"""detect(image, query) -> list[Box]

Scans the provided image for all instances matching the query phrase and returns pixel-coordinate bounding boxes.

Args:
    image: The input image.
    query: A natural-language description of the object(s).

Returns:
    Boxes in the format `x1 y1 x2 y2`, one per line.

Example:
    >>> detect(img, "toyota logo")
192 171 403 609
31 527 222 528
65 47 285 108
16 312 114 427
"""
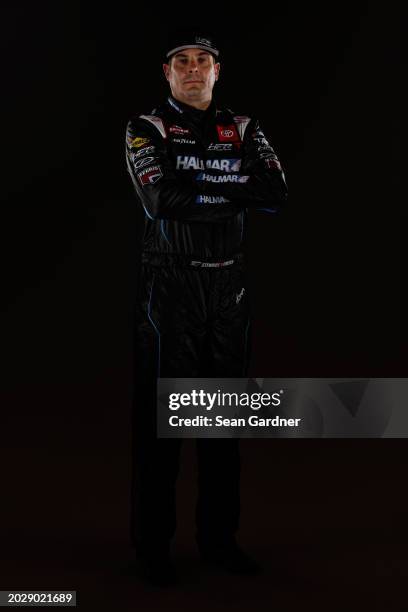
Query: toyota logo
221 129 234 137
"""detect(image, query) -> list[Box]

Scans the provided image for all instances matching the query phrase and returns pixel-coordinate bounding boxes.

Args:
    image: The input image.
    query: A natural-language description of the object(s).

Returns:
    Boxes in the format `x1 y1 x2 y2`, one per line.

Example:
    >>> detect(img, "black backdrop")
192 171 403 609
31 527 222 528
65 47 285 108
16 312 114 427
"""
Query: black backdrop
1 1 406 608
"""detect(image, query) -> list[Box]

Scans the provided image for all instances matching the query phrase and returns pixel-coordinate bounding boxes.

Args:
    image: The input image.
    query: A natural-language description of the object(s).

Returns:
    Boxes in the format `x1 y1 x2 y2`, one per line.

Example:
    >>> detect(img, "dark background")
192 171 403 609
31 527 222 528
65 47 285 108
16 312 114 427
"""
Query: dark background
1 1 406 609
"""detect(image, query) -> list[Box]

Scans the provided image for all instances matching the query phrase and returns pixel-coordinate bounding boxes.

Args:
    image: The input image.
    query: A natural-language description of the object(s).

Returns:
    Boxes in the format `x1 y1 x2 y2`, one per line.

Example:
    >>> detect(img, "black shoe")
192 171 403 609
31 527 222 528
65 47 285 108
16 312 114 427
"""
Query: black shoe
137 551 179 587
199 541 262 576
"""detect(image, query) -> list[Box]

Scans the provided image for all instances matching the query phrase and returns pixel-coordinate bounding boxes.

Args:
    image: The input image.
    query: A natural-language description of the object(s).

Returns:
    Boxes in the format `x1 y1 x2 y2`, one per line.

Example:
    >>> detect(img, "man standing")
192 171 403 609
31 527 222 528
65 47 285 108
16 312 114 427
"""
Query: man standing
125 28 287 586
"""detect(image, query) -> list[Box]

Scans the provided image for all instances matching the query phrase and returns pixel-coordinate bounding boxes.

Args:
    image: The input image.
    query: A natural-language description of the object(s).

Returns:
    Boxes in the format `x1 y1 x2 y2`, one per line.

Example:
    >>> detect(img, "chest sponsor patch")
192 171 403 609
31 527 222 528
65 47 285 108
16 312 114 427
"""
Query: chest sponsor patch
128 136 150 148
137 165 163 185
134 156 156 169
197 173 249 183
196 195 230 204
176 156 242 172
171 138 196 144
216 124 240 142
134 145 156 158
207 143 233 151
169 125 190 135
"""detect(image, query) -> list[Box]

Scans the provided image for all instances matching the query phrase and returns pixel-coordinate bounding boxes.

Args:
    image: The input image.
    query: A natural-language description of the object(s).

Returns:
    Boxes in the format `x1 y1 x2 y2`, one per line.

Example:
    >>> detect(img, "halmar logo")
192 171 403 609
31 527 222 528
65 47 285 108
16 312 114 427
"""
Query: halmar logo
176 156 241 171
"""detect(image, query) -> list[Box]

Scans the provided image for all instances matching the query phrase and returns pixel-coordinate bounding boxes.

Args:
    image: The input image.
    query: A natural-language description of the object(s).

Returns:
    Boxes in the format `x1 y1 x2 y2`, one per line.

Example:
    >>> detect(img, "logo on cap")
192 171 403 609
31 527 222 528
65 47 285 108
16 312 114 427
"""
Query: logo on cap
196 37 211 46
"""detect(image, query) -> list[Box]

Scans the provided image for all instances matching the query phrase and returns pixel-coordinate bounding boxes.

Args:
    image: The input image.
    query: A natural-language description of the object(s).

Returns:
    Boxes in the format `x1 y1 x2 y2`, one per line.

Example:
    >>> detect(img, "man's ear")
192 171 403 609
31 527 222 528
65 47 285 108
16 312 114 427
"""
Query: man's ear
163 63 170 81
214 62 220 81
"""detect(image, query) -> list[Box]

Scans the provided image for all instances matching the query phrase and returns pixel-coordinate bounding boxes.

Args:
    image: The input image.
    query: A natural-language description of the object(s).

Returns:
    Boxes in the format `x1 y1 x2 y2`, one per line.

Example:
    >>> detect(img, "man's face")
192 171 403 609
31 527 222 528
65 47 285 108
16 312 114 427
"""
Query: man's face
163 48 220 104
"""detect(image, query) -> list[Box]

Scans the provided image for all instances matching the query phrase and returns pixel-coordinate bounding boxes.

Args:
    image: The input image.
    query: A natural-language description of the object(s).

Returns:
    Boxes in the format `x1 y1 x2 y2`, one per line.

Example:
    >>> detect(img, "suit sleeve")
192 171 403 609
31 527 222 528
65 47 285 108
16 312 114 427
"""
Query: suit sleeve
197 119 288 212
125 117 244 222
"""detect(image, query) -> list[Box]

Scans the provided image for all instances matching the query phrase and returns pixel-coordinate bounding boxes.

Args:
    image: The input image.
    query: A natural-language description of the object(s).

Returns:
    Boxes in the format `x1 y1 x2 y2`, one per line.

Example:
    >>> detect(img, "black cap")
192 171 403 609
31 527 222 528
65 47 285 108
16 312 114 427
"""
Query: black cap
165 27 219 60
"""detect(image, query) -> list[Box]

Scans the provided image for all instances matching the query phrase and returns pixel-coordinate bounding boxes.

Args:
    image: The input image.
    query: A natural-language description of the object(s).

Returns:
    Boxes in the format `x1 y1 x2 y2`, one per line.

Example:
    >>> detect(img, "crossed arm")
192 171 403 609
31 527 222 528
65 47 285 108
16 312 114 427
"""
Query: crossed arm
125 116 288 223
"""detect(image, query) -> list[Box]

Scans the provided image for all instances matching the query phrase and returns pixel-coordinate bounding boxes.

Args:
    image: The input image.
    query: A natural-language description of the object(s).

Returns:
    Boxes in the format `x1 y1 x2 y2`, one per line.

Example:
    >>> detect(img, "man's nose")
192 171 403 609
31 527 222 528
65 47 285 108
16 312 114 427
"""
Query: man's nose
188 61 199 72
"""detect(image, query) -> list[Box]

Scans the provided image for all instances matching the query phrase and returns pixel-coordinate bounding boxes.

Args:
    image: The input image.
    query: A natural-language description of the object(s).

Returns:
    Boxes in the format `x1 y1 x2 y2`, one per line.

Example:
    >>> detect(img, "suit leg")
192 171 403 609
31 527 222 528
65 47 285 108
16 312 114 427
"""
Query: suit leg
130 264 208 553
195 264 251 548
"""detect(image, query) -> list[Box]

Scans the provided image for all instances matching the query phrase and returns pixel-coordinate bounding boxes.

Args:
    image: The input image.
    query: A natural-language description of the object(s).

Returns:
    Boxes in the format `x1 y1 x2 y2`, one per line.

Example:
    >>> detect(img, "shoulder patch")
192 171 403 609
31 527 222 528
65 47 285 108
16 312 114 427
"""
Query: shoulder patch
127 135 150 149
233 116 252 140
139 115 167 139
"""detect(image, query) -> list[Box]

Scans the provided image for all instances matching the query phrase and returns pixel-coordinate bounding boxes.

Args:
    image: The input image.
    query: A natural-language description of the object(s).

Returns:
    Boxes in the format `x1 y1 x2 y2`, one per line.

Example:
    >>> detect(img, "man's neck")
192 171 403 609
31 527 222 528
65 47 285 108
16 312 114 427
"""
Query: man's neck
171 94 212 111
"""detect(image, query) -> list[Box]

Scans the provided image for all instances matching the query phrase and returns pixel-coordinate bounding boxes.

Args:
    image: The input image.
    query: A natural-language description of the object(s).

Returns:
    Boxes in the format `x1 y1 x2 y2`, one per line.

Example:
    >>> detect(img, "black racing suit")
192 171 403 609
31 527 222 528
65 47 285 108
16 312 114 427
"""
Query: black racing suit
125 95 287 556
